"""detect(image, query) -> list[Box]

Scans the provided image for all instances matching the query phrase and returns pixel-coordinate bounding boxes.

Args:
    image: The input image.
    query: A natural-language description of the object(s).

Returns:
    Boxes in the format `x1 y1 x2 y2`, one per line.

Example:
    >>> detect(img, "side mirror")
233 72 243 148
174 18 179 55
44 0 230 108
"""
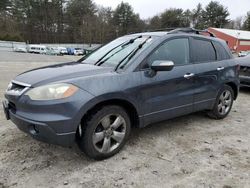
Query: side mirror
151 60 174 71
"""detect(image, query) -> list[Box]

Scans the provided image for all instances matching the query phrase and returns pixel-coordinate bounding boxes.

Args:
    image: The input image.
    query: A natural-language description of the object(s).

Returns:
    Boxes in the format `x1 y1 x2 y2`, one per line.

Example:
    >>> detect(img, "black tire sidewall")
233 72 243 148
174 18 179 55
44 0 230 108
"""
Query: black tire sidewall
79 105 131 160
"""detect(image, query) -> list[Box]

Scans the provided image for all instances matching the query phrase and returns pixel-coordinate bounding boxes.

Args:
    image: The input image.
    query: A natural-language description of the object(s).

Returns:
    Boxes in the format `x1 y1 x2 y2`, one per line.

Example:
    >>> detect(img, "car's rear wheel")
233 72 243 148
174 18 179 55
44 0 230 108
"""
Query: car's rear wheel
207 85 234 119
77 105 131 160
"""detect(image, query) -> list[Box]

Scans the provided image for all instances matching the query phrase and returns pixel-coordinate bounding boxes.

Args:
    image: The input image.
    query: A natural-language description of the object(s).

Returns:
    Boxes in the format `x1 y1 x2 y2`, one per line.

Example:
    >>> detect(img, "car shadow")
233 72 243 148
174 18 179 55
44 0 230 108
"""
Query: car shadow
240 87 250 93
129 111 207 139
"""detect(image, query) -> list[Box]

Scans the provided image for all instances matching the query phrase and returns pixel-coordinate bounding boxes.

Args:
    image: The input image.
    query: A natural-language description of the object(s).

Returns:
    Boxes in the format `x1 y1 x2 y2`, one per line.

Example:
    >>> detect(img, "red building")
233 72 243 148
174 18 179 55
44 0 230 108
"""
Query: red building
208 27 250 53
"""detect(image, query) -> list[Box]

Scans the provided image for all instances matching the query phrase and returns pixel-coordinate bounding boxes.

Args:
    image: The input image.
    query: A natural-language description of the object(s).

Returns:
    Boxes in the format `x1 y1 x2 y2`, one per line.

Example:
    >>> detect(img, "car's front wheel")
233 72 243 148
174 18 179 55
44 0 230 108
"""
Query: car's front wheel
207 85 234 119
77 105 131 160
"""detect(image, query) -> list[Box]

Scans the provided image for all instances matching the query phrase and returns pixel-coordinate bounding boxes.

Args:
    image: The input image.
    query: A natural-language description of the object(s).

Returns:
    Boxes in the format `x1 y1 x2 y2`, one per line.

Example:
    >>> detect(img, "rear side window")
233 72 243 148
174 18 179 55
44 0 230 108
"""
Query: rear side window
212 41 231 60
192 38 216 63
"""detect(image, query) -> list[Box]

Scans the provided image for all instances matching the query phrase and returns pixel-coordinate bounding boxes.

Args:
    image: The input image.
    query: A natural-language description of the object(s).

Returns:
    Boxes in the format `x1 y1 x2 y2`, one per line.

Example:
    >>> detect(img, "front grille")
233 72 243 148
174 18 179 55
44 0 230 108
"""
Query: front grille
239 66 250 77
8 82 26 92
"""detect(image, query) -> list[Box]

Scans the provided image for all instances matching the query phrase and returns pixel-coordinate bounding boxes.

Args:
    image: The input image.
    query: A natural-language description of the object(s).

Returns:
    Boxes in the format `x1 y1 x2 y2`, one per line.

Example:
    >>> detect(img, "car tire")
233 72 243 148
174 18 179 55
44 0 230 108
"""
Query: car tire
77 105 131 160
207 85 234 119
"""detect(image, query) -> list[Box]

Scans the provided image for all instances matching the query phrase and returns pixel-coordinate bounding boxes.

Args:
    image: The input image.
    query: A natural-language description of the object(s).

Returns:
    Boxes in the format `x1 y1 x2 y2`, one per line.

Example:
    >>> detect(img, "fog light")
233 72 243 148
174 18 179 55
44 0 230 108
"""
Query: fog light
29 124 39 135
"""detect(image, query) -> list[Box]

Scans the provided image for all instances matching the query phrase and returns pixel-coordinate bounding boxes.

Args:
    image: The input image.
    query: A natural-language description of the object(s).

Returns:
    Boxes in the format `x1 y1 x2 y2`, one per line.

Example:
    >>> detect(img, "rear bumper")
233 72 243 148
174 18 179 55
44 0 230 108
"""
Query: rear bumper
240 75 250 87
3 100 75 147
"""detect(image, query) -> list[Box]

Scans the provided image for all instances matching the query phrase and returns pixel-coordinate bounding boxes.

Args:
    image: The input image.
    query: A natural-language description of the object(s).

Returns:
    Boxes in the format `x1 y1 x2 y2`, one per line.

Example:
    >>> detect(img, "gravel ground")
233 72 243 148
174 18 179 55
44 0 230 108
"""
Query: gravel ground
0 51 249 188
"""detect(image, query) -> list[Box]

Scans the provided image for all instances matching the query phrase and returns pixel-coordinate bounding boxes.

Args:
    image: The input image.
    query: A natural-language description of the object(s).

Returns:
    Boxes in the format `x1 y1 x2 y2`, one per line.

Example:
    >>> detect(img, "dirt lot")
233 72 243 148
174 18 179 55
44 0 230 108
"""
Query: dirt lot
0 51 249 188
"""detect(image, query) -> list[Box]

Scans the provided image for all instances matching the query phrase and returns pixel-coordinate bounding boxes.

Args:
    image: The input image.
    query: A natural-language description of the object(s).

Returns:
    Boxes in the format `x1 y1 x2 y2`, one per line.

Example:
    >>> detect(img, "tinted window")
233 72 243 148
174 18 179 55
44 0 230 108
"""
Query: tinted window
212 41 230 60
146 38 189 67
192 38 216 63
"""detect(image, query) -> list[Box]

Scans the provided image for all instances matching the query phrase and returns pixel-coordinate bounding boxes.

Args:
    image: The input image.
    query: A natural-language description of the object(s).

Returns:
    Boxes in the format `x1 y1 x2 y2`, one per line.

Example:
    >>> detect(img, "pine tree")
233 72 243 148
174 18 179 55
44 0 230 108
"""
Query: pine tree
243 12 250 31
202 1 230 28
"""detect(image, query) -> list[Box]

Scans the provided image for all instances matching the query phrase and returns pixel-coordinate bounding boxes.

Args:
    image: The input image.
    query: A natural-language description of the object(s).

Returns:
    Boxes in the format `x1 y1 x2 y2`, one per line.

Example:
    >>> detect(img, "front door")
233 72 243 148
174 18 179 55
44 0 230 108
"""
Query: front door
139 37 196 126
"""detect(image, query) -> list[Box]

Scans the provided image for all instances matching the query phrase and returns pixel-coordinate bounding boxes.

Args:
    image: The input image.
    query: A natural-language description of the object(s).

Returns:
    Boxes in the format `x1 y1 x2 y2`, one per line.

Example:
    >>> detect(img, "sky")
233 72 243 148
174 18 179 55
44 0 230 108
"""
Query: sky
93 0 250 20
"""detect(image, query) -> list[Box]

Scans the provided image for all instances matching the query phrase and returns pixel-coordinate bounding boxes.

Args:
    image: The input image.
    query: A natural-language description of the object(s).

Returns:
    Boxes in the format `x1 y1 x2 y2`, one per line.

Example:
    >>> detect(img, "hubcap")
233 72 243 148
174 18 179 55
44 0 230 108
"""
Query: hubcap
218 90 232 115
92 114 126 153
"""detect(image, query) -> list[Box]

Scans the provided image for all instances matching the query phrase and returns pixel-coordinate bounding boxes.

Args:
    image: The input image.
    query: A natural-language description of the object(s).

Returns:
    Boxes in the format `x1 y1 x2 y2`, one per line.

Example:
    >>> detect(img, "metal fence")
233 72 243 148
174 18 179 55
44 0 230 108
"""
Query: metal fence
43 43 101 50
0 40 26 51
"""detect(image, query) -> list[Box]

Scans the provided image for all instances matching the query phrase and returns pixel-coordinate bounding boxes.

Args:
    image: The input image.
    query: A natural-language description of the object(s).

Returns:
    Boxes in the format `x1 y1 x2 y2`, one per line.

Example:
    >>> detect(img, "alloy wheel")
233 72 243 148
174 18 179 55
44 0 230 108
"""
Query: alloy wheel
217 90 232 115
92 114 126 154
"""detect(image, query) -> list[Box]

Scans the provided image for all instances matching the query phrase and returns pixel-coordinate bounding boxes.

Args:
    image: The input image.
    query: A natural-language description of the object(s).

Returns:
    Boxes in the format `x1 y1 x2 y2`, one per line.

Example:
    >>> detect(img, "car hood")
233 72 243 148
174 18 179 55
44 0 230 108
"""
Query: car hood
14 62 113 86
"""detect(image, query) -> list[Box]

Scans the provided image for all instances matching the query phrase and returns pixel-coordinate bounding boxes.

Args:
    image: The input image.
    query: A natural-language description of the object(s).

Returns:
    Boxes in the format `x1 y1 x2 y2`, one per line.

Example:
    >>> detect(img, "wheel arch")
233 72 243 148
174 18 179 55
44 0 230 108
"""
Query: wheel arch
75 94 141 138
85 99 140 126
225 82 238 100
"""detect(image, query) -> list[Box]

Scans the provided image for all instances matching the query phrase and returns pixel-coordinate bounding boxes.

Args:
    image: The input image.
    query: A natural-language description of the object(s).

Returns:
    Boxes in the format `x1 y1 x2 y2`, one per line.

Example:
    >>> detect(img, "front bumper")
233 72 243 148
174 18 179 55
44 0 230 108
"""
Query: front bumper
3 86 94 147
240 75 250 87
3 100 75 146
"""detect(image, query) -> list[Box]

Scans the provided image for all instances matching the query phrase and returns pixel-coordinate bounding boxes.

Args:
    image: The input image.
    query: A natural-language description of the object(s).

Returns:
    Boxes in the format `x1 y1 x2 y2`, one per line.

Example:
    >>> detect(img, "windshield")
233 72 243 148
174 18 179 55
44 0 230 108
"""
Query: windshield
82 35 155 68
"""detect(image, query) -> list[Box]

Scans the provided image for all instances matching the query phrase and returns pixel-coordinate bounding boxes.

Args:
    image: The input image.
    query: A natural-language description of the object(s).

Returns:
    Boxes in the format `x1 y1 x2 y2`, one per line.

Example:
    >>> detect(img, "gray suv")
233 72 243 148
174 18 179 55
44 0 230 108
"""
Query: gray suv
3 28 239 160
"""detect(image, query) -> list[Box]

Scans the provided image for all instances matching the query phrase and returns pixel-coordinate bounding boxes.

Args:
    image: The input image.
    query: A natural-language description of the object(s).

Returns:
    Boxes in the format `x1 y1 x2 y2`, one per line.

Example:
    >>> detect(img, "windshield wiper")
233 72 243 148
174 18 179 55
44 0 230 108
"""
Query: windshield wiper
97 41 133 66
114 36 151 71
95 35 142 66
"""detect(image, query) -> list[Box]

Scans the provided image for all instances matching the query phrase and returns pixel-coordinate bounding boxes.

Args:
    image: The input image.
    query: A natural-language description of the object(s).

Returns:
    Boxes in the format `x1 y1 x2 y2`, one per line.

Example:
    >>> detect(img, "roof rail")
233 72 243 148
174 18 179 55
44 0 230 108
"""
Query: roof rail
147 27 177 32
168 28 216 37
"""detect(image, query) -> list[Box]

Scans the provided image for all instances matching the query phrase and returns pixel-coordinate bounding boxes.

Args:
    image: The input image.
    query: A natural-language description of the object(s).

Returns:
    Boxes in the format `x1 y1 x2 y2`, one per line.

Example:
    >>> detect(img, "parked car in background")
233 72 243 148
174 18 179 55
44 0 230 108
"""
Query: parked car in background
28 45 46 54
67 48 75 55
14 46 27 53
238 51 250 57
85 49 94 55
238 55 250 87
74 48 84 55
3 28 239 160
58 47 68 55
45 47 61 56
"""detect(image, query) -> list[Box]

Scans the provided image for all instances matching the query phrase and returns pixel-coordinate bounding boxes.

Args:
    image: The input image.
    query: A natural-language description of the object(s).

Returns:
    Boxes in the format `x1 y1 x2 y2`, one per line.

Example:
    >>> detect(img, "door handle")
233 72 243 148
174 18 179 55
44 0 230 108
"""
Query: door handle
184 73 195 79
217 67 224 71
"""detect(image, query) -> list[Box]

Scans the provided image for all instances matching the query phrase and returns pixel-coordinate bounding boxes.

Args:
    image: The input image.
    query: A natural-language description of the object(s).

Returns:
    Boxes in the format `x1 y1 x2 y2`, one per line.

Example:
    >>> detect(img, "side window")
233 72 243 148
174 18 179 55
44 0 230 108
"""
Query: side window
212 41 231 60
192 38 216 63
145 38 189 67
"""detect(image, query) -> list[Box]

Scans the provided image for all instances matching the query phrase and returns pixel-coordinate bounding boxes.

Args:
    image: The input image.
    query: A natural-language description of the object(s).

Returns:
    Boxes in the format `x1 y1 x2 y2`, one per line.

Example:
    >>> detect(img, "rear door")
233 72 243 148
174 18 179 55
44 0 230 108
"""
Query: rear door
190 37 229 111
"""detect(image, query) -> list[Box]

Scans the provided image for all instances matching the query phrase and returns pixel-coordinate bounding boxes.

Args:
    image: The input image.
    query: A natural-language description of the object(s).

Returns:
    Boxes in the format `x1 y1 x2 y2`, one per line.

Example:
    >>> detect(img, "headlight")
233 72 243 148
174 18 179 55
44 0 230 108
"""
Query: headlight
25 83 79 101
